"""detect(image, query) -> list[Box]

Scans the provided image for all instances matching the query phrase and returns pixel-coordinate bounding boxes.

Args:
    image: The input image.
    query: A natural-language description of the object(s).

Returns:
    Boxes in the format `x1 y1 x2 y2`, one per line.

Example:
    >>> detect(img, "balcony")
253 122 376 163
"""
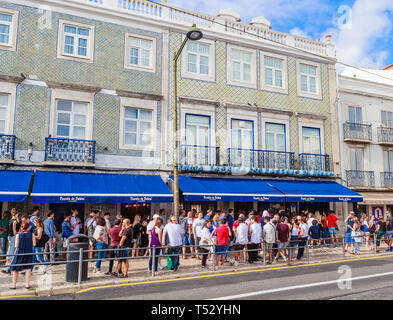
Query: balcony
346 170 375 188
227 148 295 170
377 126 393 145
179 145 219 166
343 122 372 143
380 172 393 188
44 137 96 166
299 153 330 172
0 134 15 162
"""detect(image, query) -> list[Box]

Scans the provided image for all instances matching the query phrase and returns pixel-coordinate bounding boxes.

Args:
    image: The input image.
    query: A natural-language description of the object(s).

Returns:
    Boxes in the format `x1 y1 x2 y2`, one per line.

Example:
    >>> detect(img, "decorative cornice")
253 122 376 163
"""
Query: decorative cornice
0 74 24 84
295 111 327 121
257 106 293 116
116 89 163 101
46 81 101 93
179 96 219 106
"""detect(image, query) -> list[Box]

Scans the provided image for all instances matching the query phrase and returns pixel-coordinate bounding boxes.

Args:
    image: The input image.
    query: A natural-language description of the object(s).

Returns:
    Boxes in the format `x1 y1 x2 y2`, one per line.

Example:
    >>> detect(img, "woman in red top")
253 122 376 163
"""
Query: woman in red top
321 213 329 245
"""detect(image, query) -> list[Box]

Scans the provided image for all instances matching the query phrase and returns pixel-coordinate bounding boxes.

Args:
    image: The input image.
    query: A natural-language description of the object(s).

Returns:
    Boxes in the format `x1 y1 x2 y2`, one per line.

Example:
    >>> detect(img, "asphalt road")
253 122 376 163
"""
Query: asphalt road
17 254 393 300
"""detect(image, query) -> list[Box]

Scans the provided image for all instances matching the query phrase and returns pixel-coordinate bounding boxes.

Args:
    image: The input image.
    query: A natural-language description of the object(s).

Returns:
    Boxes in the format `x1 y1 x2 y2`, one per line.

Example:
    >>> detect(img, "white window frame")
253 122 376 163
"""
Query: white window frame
0 8 18 51
226 107 258 150
261 113 290 151
381 110 393 128
57 20 95 63
124 33 156 73
347 146 365 171
180 103 216 148
49 89 94 140
383 148 393 172
227 44 257 89
54 100 89 140
119 97 157 151
0 82 17 135
298 118 325 154
260 51 288 94
296 59 322 99
181 37 215 82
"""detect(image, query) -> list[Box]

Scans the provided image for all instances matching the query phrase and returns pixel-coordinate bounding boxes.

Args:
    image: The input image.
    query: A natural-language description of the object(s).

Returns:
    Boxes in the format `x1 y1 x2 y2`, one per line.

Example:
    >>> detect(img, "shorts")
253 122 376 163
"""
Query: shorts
234 244 247 251
216 245 226 257
329 227 337 235
117 246 131 262
345 232 354 243
277 242 288 249
385 230 393 239
265 243 274 250
194 237 201 246
62 238 69 248
182 233 195 246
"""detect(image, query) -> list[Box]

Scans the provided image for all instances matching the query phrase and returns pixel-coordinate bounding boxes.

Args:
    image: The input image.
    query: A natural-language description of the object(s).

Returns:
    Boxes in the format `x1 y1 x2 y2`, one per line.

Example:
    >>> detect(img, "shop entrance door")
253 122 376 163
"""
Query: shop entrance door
121 203 151 223
49 203 85 234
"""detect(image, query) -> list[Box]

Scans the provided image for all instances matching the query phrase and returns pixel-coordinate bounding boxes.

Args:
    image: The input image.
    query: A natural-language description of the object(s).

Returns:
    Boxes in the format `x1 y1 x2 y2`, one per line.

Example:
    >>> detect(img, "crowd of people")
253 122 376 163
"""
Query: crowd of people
1 205 392 289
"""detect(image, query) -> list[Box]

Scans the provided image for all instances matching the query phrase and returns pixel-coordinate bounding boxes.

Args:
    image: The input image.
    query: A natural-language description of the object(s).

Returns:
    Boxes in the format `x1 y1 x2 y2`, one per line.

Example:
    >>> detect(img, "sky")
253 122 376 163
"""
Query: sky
160 0 393 70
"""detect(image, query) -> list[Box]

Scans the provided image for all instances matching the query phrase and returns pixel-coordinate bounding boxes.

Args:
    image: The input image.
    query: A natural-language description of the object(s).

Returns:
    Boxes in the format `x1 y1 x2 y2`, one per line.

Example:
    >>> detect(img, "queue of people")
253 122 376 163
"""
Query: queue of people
1 206 392 289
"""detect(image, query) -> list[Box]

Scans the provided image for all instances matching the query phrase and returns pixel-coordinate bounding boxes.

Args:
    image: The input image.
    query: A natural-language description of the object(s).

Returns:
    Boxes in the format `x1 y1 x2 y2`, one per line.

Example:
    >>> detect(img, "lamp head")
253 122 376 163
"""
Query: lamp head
186 24 203 41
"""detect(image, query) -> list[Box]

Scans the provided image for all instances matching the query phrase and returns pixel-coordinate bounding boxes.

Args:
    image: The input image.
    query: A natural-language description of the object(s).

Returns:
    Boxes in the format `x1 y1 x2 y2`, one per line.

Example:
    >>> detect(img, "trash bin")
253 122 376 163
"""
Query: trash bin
66 234 90 283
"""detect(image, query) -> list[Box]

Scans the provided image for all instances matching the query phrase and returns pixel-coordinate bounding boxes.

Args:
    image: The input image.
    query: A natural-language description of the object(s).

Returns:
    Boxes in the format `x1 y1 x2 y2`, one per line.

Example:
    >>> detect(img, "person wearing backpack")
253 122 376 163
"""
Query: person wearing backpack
32 218 49 274
86 212 96 259
61 215 73 260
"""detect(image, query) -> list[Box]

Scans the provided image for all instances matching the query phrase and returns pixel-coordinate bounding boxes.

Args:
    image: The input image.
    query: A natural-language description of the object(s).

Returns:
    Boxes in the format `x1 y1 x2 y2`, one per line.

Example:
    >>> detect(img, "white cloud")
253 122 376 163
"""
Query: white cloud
290 27 310 38
325 0 393 69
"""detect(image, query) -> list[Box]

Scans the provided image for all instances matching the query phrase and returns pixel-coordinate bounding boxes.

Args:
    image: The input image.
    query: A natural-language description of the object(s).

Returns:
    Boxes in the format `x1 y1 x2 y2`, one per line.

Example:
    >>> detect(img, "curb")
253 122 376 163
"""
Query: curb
1 252 391 298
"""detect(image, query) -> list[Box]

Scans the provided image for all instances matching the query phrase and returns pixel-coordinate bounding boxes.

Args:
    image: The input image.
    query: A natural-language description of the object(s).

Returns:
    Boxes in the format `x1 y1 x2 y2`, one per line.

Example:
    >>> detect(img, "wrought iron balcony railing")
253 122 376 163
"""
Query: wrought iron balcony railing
343 122 372 142
346 170 375 188
227 148 295 170
299 153 330 172
0 134 15 161
45 137 96 164
377 126 393 144
179 145 219 166
380 172 393 188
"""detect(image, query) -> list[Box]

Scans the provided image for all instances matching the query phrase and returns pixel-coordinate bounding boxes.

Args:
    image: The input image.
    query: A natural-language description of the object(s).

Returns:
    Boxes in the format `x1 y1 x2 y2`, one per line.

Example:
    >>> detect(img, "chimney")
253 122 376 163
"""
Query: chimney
249 16 271 29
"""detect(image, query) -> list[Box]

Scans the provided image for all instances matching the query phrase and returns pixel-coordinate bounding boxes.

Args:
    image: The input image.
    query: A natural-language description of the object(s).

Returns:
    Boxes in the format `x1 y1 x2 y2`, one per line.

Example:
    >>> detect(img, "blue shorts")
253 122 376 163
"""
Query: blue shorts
182 233 195 246
385 230 393 239
117 246 131 262
216 245 226 257
329 227 337 235
345 232 354 243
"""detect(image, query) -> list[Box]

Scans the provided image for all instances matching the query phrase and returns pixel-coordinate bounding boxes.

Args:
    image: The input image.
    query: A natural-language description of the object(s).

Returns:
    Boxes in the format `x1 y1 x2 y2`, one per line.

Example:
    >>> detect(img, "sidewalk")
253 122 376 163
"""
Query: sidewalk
0 244 390 298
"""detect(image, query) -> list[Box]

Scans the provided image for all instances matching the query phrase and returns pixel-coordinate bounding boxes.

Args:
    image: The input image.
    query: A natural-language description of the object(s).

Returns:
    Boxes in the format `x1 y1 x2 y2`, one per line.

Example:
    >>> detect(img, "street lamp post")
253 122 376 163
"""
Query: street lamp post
173 24 203 217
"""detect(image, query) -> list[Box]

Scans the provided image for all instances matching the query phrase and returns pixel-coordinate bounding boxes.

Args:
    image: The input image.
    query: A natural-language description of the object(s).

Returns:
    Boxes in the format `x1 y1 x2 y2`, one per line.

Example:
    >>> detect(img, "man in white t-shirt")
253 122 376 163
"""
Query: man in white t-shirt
249 216 262 264
163 216 184 271
192 212 204 259
232 217 249 266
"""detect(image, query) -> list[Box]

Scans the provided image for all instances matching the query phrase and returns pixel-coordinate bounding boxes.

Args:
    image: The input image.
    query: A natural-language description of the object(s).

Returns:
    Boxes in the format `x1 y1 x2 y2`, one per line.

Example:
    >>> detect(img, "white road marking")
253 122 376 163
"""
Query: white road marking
210 270 393 300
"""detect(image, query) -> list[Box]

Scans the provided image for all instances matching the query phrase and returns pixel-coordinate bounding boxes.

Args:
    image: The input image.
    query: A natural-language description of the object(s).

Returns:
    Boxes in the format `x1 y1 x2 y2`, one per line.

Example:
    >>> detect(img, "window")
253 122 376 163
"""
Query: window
302 127 320 154
186 41 210 75
0 94 9 134
265 123 285 152
264 56 283 88
125 34 156 72
227 45 257 88
0 9 18 50
300 64 317 93
186 114 210 146
231 119 253 150
123 108 153 146
296 59 321 99
384 150 393 172
55 100 88 139
58 20 94 62
349 148 364 171
348 106 362 124
382 111 393 127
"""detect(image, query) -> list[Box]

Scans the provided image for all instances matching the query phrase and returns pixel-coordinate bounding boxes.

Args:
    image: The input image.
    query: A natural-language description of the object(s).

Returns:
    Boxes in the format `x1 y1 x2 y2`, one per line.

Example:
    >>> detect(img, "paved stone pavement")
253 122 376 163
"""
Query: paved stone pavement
0 242 388 298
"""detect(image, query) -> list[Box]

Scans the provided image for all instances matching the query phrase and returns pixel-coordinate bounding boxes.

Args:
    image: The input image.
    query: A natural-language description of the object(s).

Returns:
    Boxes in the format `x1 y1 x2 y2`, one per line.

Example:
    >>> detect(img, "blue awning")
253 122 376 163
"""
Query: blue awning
266 180 363 202
178 176 285 202
0 170 33 202
31 171 173 203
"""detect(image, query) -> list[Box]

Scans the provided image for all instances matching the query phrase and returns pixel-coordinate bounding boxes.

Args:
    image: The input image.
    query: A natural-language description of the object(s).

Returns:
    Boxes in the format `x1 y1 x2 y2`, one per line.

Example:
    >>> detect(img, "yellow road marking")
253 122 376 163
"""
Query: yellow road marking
74 253 393 294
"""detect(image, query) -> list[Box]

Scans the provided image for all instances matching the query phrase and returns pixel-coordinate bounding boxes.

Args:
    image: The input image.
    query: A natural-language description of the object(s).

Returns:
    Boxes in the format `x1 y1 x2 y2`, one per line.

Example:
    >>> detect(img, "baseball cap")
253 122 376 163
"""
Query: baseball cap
153 214 160 219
